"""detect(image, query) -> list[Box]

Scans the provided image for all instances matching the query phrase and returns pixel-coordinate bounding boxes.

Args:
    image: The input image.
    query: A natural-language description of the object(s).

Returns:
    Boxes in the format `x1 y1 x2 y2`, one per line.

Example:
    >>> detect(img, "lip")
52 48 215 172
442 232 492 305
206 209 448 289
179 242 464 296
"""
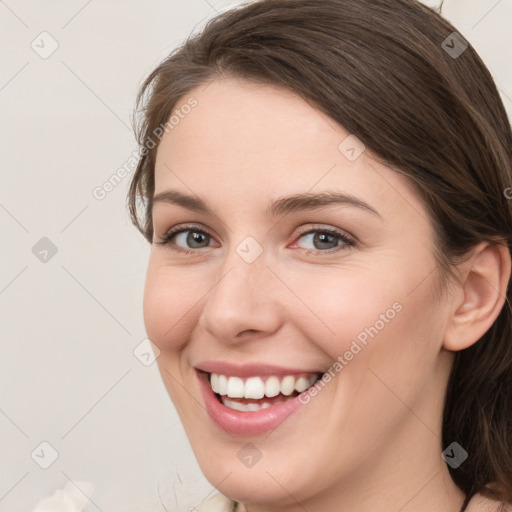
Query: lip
196 369 319 436
195 360 323 378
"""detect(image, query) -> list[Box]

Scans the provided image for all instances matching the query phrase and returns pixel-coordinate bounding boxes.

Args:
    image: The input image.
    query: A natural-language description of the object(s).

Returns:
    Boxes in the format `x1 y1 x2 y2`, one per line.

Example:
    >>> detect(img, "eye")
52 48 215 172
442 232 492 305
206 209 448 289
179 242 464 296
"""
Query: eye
155 223 356 256
291 226 355 254
155 224 217 253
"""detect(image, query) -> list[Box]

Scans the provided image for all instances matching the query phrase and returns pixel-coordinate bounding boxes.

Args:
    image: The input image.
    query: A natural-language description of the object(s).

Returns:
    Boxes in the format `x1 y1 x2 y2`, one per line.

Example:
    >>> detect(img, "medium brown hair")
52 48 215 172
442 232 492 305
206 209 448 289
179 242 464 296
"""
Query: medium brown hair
127 0 512 507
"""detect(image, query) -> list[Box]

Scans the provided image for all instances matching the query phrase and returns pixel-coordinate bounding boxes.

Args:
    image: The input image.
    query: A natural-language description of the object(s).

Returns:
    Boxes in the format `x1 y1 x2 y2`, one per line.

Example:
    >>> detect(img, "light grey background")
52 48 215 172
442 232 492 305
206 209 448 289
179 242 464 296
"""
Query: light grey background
1 1 510 511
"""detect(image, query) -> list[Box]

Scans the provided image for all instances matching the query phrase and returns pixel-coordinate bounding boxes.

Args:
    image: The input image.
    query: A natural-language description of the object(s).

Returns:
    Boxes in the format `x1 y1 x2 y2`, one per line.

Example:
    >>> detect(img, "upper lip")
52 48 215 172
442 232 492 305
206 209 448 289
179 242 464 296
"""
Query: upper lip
195 361 324 378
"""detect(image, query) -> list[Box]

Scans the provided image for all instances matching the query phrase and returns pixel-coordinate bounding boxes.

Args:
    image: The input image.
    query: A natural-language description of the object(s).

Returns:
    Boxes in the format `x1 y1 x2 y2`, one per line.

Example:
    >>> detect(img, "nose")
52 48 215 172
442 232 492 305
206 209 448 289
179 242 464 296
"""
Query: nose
197 252 282 343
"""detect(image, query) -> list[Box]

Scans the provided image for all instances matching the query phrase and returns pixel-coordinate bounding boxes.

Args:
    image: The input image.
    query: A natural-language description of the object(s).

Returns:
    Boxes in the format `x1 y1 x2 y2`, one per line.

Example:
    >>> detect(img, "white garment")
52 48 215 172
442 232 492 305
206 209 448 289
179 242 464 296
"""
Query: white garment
32 481 95 512
33 485 238 512
194 493 241 512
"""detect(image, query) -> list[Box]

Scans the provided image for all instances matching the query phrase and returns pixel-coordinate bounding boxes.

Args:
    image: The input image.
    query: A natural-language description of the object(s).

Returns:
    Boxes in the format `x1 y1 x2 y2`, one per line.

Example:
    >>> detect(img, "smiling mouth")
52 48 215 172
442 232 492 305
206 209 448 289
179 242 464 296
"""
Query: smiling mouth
207 371 323 412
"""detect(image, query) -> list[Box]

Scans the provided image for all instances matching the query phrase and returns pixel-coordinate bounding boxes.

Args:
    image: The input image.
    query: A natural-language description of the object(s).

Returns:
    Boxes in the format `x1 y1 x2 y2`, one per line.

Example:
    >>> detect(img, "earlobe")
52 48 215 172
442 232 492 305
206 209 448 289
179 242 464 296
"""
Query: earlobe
443 242 511 352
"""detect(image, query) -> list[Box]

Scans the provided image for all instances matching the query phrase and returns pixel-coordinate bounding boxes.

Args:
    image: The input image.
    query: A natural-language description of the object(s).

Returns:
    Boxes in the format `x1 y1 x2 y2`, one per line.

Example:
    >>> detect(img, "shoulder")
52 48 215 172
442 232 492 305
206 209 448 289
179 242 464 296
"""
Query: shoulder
193 493 239 512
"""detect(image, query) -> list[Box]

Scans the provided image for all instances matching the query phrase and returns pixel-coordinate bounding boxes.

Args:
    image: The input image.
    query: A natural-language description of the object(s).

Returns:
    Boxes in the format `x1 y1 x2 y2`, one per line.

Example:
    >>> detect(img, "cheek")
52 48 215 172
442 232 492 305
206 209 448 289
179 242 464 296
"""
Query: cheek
284 267 405 359
286 257 443 370
142 263 197 353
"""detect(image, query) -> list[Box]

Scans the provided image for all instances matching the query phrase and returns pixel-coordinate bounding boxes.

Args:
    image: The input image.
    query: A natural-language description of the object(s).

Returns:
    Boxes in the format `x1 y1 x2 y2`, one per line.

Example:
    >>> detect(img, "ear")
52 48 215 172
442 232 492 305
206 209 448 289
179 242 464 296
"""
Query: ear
443 242 511 352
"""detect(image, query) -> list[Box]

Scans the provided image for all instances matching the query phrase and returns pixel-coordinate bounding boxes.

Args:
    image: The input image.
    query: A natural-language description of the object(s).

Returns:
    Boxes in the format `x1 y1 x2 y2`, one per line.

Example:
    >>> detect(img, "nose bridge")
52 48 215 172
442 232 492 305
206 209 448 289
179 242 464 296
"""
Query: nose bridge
198 242 281 340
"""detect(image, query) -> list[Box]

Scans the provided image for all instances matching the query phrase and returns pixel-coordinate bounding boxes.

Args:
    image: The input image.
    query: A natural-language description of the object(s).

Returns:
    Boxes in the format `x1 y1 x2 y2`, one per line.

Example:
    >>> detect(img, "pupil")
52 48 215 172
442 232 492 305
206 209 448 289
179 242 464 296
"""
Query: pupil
314 232 336 250
188 231 208 248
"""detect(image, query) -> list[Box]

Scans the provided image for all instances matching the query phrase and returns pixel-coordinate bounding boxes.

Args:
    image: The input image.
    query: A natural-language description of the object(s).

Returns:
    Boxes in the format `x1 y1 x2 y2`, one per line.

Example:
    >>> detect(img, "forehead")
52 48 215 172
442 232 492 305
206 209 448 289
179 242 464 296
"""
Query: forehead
158 78 338 167
153 77 429 226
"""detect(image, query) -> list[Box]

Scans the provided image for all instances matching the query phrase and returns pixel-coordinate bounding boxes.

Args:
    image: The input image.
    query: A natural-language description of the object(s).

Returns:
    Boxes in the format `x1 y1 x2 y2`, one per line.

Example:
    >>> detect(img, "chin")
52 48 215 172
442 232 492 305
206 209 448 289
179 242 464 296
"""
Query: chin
196 447 319 505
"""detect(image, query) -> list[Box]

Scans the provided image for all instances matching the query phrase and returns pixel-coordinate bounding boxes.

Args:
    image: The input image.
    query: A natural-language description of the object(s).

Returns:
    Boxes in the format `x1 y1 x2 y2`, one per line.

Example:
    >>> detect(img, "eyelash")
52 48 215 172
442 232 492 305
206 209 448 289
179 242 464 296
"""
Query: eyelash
155 223 356 256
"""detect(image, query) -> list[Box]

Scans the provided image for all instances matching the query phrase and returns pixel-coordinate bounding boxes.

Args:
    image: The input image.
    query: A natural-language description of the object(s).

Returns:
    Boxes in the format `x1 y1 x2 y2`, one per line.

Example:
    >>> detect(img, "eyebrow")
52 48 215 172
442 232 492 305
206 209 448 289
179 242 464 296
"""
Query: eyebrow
152 189 381 218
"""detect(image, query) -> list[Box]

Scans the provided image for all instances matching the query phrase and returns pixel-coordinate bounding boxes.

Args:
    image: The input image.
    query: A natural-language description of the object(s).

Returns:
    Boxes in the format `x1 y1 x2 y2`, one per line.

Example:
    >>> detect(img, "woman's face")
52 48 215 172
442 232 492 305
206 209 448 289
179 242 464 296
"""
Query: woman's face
144 78 457 506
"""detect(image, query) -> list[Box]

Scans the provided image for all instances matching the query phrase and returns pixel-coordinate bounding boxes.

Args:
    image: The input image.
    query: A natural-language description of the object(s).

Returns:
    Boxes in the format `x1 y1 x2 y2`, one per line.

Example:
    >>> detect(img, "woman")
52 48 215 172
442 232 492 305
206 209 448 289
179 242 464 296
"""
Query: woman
127 0 512 511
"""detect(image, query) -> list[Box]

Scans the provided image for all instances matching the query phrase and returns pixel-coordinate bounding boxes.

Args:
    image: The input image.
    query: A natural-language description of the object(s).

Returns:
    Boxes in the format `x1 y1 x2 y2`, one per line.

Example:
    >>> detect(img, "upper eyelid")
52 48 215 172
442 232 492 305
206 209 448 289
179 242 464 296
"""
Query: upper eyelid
159 222 352 237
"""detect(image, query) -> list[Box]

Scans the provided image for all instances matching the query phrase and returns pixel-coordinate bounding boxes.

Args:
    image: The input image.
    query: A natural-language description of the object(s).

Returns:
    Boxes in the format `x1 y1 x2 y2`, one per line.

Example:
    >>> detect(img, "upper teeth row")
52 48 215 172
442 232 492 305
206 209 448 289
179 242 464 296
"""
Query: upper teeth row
210 373 320 399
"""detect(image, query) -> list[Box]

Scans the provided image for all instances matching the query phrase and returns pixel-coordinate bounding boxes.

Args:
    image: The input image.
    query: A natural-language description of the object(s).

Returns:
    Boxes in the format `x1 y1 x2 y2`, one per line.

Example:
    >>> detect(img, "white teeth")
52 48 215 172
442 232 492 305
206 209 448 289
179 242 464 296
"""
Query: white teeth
209 372 320 399
280 375 296 396
226 376 244 398
210 373 219 392
264 376 281 398
244 377 265 399
294 376 310 393
221 397 274 412
217 374 228 395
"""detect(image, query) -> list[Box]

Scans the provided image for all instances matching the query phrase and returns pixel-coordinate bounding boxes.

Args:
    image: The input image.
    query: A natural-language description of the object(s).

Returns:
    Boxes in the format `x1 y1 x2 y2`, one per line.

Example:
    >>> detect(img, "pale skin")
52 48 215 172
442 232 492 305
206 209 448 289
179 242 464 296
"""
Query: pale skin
143 77 511 512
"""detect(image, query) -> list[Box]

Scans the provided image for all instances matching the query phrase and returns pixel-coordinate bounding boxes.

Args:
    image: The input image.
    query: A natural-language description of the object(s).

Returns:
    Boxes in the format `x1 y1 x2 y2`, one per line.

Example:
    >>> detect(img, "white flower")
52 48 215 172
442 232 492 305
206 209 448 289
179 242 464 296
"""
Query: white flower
33 481 95 512
419 0 444 12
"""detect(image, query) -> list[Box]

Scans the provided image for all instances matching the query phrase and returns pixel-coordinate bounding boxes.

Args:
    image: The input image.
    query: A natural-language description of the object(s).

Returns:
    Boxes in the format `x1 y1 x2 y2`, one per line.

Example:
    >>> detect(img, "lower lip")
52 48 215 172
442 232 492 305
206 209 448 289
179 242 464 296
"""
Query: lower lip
196 370 310 436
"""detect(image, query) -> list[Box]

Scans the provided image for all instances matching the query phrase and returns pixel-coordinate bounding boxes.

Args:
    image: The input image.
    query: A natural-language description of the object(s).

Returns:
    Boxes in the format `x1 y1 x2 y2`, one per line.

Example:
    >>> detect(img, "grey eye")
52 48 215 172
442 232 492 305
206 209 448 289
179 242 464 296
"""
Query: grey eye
174 230 212 248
